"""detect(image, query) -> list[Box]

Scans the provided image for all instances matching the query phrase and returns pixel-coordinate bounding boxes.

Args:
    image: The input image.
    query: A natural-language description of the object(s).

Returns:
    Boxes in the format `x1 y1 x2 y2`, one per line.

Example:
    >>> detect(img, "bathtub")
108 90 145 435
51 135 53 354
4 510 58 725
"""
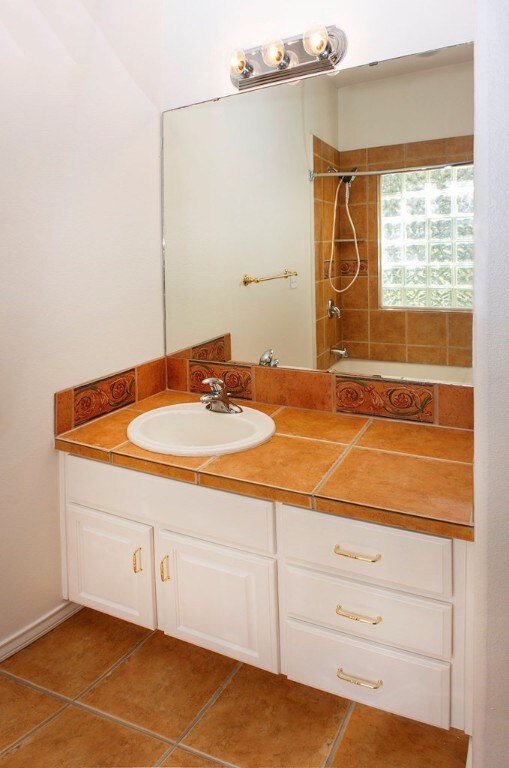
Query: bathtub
329 358 473 385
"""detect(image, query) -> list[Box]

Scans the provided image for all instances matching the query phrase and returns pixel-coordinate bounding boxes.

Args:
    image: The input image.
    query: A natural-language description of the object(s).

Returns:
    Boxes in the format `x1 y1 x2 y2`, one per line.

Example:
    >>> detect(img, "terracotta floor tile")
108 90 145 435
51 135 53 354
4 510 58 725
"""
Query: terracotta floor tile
127 390 201 411
0 706 166 768
58 410 135 449
202 435 345 494
357 420 473 462
183 665 349 768
0 677 65 751
317 448 472 524
161 747 225 767
274 408 368 443
81 632 237 740
331 704 469 768
0 609 150 697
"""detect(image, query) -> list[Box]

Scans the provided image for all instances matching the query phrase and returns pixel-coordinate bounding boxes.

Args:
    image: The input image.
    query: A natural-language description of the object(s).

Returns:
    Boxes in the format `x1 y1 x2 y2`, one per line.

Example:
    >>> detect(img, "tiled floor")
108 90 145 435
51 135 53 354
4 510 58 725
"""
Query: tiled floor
0 609 469 767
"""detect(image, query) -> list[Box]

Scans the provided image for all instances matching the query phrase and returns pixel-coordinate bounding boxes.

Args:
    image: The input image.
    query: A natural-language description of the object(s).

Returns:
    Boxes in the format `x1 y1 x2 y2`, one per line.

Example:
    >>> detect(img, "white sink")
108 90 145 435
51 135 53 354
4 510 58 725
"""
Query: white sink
127 402 276 457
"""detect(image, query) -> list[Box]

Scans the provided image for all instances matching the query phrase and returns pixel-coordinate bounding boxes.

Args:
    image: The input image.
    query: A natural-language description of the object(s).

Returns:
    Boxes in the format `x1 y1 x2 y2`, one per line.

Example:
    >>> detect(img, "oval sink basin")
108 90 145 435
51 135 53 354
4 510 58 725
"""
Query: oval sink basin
127 403 276 457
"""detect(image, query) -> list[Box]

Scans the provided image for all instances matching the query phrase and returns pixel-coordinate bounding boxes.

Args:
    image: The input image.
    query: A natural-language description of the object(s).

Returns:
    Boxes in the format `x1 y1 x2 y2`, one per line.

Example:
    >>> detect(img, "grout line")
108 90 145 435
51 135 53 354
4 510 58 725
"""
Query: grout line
162 743 242 768
324 701 356 767
0 669 73 703
153 743 177 767
72 700 175 746
311 418 373 496
175 662 243 745
354 444 473 465
0 701 72 759
273 431 351 447
72 628 157 701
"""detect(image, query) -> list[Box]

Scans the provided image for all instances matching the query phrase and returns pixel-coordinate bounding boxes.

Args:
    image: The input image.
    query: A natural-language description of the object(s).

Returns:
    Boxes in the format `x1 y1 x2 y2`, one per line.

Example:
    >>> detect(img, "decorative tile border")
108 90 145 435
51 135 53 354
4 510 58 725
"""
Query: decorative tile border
335 376 434 423
340 260 368 276
191 334 231 362
74 371 136 425
54 357 167 435
189 361 253 399
55 347 472 437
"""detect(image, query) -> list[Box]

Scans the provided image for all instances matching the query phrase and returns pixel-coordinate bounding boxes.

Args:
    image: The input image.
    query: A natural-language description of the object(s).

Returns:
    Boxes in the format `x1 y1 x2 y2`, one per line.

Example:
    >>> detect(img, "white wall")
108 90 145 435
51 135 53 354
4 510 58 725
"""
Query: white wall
162 0 474 109
473 1 509 764
164 76 337 368
0 1 163 644
337 60 474 150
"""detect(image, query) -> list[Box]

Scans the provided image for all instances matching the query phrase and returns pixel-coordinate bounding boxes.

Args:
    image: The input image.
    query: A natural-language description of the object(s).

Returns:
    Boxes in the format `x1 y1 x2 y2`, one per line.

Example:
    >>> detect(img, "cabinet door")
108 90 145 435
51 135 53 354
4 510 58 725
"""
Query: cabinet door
156 531 279 672
66 503 156 629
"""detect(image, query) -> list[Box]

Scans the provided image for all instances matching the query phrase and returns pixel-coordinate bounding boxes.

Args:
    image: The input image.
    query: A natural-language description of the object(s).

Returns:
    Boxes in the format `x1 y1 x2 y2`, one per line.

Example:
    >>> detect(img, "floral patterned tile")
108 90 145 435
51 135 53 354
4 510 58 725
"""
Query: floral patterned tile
340 260 368 276
189 362 253 399
335 376 435 423
191 335 229 362
74 370 135 425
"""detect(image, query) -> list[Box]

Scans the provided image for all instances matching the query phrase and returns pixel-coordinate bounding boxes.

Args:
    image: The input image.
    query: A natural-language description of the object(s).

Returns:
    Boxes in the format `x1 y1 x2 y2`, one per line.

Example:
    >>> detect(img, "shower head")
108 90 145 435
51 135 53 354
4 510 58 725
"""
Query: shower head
341 167 357 185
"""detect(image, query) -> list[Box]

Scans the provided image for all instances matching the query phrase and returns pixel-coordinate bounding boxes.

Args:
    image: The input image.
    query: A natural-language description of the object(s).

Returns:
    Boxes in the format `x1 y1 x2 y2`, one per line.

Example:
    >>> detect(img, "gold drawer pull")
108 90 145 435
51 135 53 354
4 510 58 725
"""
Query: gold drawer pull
337 667 383 690
132 547 143 574
334 545 381 563
160 555 170 582
336 604 382 625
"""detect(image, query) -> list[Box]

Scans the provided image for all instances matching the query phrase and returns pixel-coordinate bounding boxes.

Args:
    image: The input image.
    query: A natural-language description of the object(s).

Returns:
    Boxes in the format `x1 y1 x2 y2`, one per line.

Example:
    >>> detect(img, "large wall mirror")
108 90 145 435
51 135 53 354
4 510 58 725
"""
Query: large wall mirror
163 43 473 385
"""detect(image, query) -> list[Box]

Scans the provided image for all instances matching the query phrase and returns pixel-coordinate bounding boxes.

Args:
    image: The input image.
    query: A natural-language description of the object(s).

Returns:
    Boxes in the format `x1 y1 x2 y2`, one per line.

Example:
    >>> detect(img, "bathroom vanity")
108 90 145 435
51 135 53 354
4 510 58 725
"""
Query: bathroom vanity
59 418 472 733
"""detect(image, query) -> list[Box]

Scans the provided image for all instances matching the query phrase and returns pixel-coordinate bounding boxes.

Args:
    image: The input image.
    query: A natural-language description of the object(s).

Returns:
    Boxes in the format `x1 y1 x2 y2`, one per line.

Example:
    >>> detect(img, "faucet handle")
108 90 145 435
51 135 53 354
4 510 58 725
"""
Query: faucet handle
202 377 224 395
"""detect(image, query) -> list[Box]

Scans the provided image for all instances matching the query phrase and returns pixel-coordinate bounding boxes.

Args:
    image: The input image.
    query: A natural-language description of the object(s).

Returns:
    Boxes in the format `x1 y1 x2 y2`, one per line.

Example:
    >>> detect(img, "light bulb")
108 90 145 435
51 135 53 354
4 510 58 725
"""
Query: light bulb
227 48 252 77
262 40 289 68
303 25 331 57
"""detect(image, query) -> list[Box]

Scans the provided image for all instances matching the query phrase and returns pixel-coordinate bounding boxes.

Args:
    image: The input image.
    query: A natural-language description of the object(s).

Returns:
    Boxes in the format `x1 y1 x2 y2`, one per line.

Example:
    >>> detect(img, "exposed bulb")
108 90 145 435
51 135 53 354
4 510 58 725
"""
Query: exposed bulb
261 40 289 68
303 25 331 57
227 48 252 76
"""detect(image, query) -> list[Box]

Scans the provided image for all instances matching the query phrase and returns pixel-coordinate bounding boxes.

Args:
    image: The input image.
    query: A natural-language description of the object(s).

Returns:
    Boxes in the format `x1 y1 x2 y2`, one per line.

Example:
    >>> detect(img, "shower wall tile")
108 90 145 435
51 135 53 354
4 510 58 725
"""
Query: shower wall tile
335 376 435 423
333 135 474 368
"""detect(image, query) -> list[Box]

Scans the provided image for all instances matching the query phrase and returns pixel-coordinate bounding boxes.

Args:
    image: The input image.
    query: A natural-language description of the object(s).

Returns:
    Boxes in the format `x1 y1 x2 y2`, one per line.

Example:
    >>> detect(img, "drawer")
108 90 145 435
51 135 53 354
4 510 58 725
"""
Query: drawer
65 455 275 554
281 505 452 598
283 565 452 659
286 619 450 728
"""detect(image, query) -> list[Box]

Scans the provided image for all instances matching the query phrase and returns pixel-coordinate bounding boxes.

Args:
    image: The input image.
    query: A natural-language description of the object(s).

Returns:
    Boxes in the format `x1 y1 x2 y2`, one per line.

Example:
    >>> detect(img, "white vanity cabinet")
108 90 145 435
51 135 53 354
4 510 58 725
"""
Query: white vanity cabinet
63 455 279 672
61 454 471 732
278 505 469 730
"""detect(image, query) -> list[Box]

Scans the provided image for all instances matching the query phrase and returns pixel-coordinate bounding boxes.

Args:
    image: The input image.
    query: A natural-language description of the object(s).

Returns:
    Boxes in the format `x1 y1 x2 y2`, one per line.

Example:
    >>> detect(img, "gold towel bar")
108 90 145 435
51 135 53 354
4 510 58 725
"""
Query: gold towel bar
242 269 297 286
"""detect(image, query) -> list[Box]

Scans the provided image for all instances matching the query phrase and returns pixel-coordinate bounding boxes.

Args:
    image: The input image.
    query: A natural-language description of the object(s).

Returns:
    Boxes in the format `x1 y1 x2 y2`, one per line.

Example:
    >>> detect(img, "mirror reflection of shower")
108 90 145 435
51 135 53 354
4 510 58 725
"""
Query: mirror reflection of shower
326 166 361 296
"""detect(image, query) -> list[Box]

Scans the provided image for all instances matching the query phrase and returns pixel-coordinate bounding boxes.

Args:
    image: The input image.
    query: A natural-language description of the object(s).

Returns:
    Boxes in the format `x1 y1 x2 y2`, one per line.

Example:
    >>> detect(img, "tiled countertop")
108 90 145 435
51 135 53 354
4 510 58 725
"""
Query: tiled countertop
55 390 474 541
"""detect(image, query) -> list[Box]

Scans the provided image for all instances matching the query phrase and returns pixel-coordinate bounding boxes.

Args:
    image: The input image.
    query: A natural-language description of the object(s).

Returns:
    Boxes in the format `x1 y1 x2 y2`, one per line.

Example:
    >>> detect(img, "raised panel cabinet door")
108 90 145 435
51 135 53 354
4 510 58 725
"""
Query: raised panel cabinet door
156 530 279 672
66 503 156 629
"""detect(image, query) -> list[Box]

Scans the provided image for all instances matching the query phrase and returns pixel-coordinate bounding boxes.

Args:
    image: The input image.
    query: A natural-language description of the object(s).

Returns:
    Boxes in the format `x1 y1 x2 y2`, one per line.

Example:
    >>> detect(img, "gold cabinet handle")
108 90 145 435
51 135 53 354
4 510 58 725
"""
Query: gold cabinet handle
132 547 143 574
334 545 381 563
337 667 383 690
336 604 382 625
160 555 170 582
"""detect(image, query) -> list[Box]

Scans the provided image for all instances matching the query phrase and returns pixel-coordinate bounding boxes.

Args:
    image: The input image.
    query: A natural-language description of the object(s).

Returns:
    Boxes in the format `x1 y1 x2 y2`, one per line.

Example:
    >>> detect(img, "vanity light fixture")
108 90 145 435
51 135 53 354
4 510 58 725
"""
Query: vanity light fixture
228 25 347 91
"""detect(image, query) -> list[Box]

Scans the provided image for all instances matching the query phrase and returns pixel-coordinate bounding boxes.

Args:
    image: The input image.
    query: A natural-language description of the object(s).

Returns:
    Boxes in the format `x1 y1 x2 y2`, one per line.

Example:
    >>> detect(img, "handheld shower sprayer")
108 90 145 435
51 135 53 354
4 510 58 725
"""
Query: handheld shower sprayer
341 167 357 185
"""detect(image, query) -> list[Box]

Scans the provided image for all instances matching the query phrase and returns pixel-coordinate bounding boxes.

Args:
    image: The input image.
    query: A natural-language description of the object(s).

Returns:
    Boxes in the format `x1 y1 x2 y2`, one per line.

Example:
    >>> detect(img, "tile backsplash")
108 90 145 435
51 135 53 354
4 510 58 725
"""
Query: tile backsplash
55 334 474 435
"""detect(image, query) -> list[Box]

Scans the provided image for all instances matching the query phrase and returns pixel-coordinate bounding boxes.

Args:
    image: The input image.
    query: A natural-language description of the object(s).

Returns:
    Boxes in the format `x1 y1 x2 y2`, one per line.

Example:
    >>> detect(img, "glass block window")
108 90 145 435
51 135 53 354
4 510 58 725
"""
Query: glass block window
380 165 474 309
